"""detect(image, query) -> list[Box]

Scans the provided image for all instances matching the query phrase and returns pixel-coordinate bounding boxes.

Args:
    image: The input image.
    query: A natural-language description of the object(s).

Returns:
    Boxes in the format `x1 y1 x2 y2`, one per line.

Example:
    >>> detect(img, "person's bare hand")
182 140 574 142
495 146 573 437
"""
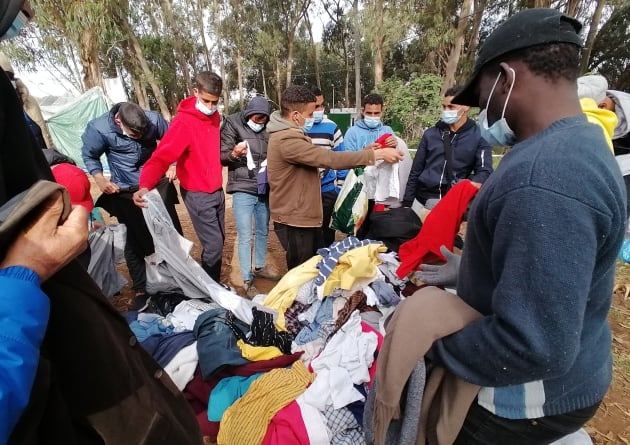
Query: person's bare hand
0 193 88 281
470 181 482 189
364 142 381 151
94 173 120 194
166 165 177 182
132 188 150 208
232 142 248 158
374 148 404 163
384 136 397 148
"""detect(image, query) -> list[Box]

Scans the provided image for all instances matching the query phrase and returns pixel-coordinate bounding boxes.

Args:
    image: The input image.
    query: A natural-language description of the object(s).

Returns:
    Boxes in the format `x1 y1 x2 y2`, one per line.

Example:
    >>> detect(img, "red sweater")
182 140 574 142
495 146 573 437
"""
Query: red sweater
140 96 222 193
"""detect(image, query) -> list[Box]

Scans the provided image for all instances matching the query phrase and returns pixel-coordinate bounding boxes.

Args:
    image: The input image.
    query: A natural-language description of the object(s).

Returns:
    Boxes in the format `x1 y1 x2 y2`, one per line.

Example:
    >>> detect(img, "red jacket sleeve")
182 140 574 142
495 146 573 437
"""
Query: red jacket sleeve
140 118 189 190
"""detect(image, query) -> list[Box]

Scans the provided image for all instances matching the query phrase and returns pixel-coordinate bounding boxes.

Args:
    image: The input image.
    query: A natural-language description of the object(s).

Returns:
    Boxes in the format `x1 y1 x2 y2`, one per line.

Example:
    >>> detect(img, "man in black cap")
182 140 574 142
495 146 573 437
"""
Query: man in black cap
424 8 625 443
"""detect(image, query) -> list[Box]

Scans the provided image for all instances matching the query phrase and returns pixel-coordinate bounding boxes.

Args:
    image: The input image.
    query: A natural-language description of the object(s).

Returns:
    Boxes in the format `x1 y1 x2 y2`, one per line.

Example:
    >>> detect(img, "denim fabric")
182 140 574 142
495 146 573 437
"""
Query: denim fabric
295 296 335 345
193 308 250 380
232 192 270 281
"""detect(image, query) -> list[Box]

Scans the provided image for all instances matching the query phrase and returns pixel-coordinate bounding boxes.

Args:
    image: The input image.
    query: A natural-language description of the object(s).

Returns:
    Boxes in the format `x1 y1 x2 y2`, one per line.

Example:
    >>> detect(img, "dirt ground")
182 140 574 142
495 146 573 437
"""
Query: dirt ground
97 175 630 444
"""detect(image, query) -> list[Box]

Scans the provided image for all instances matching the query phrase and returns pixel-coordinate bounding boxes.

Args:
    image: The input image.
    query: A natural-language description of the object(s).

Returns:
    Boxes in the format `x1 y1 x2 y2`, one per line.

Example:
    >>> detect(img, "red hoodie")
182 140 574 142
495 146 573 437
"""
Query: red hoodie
140 96 222 193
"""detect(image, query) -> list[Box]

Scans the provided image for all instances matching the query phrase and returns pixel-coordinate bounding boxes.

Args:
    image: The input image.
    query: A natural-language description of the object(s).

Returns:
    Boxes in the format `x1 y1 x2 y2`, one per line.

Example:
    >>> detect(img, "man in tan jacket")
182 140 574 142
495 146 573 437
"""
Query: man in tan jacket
266 85 403 270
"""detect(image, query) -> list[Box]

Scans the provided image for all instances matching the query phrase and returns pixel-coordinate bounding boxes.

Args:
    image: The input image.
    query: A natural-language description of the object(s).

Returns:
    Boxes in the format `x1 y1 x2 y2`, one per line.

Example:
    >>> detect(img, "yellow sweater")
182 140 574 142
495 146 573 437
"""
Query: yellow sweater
580 98 618 152
217 360 315 445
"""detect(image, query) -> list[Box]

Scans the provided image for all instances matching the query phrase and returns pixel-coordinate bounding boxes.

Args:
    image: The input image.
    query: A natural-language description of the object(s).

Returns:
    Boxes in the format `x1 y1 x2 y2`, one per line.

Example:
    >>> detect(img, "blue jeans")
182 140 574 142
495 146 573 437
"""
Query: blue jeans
232 192 270 281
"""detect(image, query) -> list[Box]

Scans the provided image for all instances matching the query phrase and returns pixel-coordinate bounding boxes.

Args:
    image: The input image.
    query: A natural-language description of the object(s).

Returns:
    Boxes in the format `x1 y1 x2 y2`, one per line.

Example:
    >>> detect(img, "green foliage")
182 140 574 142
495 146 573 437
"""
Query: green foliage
589 2 630 91
376 73 444 145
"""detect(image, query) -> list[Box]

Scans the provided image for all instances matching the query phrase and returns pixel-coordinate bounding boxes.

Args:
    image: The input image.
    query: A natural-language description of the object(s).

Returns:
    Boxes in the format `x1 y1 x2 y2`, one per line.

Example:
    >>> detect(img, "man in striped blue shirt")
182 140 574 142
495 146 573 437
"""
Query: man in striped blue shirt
306 86 347 247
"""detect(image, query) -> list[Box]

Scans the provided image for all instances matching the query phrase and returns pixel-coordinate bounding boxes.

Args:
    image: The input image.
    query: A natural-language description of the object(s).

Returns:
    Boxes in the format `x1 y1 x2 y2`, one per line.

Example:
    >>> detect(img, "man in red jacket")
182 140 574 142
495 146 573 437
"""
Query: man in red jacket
134 72 225 282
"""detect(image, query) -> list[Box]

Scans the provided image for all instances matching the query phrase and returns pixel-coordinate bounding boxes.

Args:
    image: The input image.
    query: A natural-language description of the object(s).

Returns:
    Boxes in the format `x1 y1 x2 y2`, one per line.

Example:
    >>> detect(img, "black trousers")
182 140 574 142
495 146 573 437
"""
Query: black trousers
274 222 319 270
453 400 600 445
181 187 225 283
318 189 338 248
96 178 181 292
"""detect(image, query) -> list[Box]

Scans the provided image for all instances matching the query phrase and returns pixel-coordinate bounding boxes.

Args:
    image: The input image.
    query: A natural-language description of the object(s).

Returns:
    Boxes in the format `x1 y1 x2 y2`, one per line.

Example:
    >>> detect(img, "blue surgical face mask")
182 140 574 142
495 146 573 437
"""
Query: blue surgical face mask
302 117 315 132
2 11 28 40
247 120 265 133
441 109 460 125
364 116 381 129
313 110 324 123
196 98 217 116
478 68 516 146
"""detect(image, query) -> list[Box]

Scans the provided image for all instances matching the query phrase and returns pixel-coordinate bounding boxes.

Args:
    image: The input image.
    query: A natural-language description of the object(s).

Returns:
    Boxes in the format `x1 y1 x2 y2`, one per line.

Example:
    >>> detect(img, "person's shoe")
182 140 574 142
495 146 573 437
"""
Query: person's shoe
254 265 282 281
131 293 150 312
244 280 259 298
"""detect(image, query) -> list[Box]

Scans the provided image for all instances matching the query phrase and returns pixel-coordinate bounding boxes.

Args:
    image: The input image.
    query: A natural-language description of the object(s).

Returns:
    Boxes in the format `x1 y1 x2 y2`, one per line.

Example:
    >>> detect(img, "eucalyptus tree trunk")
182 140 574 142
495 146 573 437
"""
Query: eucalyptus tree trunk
79 30 103 90
373 0 384 85
442 0 473 94
353 0 361 109
580 0 605 73
195 0 213 71
159 0 193 94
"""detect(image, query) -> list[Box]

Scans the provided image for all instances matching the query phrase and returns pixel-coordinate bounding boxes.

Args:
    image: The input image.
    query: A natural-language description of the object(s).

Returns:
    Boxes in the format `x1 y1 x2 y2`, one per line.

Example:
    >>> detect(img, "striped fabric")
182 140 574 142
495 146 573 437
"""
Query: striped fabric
217 360 315 445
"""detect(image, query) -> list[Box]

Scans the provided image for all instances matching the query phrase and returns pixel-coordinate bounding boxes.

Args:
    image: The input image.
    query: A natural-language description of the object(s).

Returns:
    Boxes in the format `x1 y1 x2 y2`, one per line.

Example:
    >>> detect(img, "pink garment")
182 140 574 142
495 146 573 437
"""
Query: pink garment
362 321 383 388
261 401 310 445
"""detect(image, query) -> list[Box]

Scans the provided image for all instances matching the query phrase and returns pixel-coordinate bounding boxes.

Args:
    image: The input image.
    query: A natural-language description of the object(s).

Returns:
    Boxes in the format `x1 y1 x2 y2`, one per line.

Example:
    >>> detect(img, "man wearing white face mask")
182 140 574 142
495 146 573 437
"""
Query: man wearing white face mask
418 9 625 443
344 93 397 152
402 85 493 208
135 72 227 283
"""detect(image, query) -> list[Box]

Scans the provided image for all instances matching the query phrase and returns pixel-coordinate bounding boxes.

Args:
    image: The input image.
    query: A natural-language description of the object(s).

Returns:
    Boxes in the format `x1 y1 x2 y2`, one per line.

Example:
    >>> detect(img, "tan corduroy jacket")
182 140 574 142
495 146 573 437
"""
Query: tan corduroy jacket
266 111 375 227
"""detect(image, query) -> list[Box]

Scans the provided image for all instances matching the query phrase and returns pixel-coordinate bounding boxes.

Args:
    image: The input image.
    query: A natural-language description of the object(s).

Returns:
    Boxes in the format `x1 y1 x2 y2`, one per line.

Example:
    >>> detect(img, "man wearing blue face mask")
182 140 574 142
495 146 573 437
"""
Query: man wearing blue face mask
344 93 397 152
402 85 493 208
220 96 281 296
266 85 403 269
305 86 348 248
419 9 625 444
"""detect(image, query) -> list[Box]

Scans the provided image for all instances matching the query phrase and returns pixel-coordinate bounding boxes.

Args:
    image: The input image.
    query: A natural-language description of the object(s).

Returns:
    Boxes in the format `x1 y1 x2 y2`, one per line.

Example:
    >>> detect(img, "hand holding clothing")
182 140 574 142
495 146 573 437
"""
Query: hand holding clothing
94 173 120 194
374 148 404 163
0 192 89 281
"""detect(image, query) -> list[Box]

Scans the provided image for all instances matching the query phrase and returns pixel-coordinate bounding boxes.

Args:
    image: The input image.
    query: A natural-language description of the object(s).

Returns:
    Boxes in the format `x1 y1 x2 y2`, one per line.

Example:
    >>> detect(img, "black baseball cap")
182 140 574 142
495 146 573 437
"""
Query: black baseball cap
453 8 583 107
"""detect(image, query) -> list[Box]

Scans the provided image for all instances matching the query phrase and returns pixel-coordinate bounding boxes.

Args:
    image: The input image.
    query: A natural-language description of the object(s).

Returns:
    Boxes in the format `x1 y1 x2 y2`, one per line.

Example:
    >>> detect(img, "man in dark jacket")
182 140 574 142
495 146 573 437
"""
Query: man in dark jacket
82 102 181 305
402 86 493 207
221 96 280 295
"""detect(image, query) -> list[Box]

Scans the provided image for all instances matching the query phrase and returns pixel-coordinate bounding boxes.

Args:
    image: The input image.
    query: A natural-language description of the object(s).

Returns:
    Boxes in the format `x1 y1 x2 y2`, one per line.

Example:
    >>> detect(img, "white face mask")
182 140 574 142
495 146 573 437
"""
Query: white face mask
478 68 516 146
364 116 381 129
441 109 460 125
247 120 265 133
313 110 324 124
196 98 217 116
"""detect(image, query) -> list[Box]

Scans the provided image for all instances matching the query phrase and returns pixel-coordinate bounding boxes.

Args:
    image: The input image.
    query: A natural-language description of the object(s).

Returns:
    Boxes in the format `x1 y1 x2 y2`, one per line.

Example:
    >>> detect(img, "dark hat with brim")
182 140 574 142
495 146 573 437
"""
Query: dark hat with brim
0 0 25 38
453 8 583 107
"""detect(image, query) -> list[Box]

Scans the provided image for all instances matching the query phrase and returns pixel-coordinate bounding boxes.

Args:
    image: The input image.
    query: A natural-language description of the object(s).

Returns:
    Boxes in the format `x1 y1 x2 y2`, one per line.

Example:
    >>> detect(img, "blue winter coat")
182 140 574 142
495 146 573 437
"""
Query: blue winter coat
81 103 169 189
403 118 492 205
0 266 48 444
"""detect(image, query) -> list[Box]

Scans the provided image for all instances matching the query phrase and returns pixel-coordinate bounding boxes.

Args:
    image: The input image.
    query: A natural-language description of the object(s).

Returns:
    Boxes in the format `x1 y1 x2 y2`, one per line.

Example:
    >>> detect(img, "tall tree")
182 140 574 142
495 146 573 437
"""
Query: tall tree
442 0 473 93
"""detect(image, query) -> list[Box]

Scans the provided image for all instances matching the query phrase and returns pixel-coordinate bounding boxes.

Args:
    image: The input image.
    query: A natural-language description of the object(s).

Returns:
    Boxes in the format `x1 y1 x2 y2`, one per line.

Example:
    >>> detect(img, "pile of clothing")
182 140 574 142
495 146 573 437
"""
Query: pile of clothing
127 235 422 444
